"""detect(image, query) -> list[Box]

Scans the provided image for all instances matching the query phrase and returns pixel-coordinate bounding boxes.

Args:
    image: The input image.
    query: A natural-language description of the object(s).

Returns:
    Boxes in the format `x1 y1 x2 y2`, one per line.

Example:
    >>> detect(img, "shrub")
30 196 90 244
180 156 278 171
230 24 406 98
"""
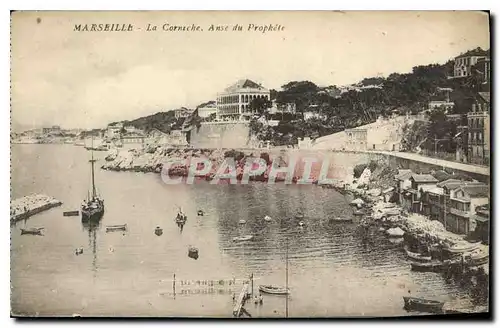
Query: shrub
353 163 368 179
368 160 378 173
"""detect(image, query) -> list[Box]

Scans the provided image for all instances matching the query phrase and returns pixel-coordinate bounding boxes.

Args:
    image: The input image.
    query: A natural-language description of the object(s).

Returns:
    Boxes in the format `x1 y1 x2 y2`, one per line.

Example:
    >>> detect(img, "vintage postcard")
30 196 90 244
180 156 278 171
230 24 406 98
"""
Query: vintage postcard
10 11 490 318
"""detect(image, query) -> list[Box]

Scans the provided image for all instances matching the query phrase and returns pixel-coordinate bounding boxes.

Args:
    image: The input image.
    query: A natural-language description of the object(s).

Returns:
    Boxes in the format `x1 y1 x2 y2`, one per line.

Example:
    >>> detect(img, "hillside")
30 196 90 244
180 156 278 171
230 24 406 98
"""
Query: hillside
253 47 490 145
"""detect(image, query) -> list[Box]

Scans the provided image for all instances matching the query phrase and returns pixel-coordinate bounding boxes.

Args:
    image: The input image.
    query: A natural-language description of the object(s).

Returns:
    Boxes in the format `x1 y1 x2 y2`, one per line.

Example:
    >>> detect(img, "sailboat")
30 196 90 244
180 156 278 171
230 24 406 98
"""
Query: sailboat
81 140 105 221
259 239 291 304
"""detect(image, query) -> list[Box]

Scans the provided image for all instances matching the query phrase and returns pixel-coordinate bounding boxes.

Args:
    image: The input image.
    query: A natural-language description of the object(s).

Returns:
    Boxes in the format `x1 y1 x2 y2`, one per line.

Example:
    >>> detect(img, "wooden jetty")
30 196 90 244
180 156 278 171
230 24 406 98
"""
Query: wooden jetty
233 283 250 318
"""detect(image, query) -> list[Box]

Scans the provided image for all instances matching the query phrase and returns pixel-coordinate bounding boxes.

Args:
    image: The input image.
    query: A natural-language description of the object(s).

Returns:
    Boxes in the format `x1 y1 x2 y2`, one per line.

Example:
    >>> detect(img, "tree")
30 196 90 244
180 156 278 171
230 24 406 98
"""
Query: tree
248 97 272 116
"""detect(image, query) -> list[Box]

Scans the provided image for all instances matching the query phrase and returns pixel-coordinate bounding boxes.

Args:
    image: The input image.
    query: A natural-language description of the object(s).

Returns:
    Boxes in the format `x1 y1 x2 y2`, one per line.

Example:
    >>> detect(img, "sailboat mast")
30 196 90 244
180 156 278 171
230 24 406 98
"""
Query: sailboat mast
285 238 289 318
90 137 97 199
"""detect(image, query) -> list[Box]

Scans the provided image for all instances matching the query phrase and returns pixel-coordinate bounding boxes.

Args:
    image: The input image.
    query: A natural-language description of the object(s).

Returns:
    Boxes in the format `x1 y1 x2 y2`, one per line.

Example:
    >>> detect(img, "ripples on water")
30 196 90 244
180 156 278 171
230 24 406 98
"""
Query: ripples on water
10 145 470 317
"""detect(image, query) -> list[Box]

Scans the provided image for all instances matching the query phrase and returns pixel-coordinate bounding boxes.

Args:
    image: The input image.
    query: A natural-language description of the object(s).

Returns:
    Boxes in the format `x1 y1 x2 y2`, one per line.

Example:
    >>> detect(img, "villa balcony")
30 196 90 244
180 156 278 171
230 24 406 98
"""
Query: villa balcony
449 207 470 218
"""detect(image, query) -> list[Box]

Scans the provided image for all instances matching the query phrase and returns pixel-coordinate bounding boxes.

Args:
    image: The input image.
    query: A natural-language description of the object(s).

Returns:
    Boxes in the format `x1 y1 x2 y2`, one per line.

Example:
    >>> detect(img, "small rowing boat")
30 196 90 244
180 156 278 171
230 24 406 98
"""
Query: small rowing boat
468 252 489 266
21 227 44 236
410 261 445 272
259 285 290 295
232 235 253 242
330 217 353 223
404 246 431 262
106 224 127 233
445 242 482 254
188 246 199 260
403 296 444 314
197 210 204 216
63 210 80 217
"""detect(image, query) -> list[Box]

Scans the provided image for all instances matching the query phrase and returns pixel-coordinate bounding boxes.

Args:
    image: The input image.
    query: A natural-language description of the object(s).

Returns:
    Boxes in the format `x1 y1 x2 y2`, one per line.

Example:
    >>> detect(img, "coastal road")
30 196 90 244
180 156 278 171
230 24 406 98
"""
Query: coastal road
367 150 490 177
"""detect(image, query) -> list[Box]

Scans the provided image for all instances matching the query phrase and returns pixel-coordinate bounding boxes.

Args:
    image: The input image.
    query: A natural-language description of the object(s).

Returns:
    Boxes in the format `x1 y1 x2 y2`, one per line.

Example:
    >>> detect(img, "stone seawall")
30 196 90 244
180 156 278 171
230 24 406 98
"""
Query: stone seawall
189 122 253 149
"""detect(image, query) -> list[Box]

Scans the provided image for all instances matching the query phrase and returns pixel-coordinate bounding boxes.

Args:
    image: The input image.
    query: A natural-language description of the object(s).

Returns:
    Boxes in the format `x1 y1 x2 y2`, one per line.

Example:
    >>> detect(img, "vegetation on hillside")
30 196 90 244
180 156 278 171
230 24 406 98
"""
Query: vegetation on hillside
250 47 489 146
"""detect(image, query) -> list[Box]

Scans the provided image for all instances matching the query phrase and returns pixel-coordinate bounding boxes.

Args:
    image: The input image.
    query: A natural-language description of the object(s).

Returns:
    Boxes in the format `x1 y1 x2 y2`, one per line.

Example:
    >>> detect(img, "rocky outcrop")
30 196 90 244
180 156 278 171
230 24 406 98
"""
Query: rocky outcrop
11 194 62 223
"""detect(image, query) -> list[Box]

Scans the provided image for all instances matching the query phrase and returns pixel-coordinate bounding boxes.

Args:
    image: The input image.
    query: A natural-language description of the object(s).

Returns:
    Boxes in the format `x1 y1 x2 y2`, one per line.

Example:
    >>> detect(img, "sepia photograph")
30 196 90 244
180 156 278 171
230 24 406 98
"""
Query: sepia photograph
10 10 490 318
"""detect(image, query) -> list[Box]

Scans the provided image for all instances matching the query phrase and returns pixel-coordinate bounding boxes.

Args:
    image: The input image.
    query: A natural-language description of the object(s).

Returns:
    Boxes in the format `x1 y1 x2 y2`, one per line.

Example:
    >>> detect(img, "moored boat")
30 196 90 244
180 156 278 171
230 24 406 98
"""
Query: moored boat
468 252 489 266
410 261 445 272
403 296 444 314
404 246 432 262
175 210 187 225
20 227 44 235
154 226 163 236
232 235 253 242
188 246 199 260
106 224 127 232
330 217 353 223
63 210 80 217
81 141 105 222
445 242 482 254
259 285 290 295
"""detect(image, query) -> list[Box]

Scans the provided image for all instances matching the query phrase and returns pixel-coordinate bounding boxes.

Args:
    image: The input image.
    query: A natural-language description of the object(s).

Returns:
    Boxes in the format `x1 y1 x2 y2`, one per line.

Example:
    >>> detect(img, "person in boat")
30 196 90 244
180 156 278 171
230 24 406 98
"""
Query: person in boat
259 294 263 305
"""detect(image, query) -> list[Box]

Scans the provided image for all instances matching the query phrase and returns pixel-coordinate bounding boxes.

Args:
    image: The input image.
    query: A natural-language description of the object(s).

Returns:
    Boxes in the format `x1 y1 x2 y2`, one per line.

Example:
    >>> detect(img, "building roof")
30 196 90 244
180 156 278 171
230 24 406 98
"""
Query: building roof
455 48 489 59
222 79 268 94
196 100 216 109
472 214 489 223
410 174 438 183
174 107 192 112
420 184 439 193
432 170 452 182
461 185 489 198
426 186 444 195
395 169 413 181
436 178 463 188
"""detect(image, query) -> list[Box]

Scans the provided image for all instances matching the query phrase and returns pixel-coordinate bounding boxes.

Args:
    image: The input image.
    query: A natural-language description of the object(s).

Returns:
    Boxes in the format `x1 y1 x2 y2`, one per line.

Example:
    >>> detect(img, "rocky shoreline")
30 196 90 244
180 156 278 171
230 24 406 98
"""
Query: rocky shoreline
102 145 342 183
10 194 62 223
332 177 489 309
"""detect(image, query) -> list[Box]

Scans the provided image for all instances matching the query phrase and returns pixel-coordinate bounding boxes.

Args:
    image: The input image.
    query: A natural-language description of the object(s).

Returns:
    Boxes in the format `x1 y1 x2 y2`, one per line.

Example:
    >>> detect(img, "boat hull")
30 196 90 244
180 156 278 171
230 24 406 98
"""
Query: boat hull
20 228 43 236
330 218 353 223
410 261 444 272
405 247 432 262
403 297 444 314
81 207 104 222
259 285 290 295
106 224 127 232
445 242 482 254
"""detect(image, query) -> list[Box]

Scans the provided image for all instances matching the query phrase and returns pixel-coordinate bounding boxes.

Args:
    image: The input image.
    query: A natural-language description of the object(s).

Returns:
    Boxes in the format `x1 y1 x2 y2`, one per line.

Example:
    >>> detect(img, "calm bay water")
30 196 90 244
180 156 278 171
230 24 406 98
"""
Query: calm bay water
11 144 469 317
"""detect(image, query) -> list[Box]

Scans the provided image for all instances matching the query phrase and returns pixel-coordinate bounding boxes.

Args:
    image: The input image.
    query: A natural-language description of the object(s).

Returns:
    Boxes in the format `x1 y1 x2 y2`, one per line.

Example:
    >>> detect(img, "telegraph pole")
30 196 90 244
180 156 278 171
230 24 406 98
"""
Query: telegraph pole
285 238 289 318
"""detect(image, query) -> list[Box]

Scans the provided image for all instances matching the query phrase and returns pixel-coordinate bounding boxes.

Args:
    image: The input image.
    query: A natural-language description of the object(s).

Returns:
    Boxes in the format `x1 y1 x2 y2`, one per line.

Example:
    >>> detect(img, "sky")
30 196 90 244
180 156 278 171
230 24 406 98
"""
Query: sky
10 11 490 130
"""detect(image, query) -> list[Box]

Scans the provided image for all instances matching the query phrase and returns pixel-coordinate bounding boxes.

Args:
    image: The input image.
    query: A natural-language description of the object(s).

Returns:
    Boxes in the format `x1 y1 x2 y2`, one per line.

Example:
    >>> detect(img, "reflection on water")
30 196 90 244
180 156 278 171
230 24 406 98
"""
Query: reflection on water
81 220 100 274
10 145 473 317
